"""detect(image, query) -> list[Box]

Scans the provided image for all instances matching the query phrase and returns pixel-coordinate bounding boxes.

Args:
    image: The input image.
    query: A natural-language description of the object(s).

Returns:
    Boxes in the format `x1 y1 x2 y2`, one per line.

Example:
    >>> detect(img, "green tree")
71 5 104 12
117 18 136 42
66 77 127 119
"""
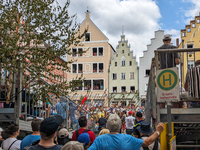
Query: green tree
0 0 86 104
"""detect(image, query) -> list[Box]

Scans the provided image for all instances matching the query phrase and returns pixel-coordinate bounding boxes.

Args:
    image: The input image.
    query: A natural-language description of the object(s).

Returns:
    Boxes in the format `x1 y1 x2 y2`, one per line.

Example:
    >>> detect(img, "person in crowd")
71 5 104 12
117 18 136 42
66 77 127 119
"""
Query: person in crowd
57 128 69 147
97 114 107 132
99 129 110 136
1 124 21 150
138 121 160 150
61 141 84 150
88 114 164 150
157 34 180 69
71 116 95 145
133 112 144 138
121 111 126 133
56 96 68 120
69 102 78 129
77 133 90 150
28 115 63 150
0 127 4 150
20 119 42 150
125 111 135 135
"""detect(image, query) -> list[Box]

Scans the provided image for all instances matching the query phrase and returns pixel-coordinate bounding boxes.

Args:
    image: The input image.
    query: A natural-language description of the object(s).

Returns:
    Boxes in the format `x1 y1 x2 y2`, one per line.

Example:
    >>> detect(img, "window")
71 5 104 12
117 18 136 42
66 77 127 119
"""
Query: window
122 43 124 46
113 87 117 92
130 72 134 79
121 86 126 92
93 80 104 90
197 19 200 23
84 80 91 90
188 61 194 69
93 63 104 73
72 64 77 73
182 32 186 37
72 64 83 73
145 84 148 91
121 73 125 80
115 62 117 67
93 63 97 73
93 48 97 56
92 47 104 56
129 61 132 66
78 64 83 73
128 53 130 56
99 63 104 73
130 86 135 93
121 60 125 66
192 23 196 28
113 73 117 80
122 50 124 53
187 45 194 54
85 33 90 41
99 47 103 56
187 28 191 32
116 54 118 57
72 48 83 57
145 69 150 77
78 48 83 56
71 80 83 90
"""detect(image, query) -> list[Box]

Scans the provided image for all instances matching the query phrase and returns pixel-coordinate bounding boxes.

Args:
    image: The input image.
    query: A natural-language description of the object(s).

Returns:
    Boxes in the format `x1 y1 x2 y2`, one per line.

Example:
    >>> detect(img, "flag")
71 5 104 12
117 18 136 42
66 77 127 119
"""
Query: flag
81 95 87 105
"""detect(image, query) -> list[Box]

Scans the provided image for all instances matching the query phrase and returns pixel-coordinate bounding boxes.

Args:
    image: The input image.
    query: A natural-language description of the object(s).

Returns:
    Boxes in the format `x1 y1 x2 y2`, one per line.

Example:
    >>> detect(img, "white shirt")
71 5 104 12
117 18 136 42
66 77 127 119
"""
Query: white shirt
1 138 21 150
140 137 160 150
125 116 135 129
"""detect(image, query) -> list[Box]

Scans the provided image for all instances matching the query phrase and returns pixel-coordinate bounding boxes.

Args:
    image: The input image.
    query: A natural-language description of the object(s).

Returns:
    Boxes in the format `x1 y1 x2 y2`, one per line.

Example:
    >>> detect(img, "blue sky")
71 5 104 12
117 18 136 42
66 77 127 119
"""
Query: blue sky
58 0 200 62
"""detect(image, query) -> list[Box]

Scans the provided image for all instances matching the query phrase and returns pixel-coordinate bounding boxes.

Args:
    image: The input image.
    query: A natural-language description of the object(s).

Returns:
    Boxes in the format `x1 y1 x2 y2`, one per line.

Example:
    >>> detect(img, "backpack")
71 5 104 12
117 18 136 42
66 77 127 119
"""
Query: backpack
142 140 158 150
75 129 89 139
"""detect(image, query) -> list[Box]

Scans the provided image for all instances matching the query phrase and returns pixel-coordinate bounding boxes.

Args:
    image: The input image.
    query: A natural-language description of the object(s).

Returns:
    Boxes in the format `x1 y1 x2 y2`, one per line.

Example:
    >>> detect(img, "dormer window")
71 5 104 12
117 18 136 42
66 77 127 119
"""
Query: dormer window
197 19 200 23
85 33 90 41
192 23 195 28
187 28 191 32
182 32 186 37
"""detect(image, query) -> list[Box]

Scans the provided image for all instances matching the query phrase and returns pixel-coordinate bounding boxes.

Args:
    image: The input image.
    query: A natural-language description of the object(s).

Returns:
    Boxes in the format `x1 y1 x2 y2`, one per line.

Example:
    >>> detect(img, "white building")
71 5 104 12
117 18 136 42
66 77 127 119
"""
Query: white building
139 30 164 99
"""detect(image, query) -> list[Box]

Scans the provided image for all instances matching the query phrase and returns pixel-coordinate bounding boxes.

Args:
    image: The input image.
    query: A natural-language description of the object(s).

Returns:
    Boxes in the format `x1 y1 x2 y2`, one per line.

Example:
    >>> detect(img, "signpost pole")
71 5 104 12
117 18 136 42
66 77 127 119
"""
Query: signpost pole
167 101 172 150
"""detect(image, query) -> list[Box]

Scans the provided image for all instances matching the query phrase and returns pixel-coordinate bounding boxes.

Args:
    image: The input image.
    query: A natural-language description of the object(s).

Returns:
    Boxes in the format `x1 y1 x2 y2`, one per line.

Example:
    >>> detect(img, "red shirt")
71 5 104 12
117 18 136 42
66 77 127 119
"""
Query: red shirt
71 128 95 145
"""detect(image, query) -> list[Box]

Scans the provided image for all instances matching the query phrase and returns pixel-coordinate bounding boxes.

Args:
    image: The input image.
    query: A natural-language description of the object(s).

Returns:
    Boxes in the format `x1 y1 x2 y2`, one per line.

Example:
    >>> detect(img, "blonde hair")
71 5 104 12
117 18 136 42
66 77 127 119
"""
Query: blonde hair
61 141 84 150
99 129 110 136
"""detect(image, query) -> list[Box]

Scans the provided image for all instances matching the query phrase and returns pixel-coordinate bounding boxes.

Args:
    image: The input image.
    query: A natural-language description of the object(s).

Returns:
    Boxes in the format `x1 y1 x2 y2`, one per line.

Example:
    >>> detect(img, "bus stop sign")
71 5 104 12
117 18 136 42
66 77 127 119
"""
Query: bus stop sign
157 67 180 102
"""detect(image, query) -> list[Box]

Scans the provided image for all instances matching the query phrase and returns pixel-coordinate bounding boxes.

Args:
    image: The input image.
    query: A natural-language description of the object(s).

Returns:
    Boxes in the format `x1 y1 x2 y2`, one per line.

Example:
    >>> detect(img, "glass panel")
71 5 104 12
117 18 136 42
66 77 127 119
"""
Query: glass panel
78 48 83 56
93 63 97 73
93 80 104 90
99 63 103 72
78 64 83 73
121 86 126 92
113 87 117 92
130 86 135 93
72 48 77 57
99 47 103 56
72 64 77 73
93 48 97 56
84 80 91 90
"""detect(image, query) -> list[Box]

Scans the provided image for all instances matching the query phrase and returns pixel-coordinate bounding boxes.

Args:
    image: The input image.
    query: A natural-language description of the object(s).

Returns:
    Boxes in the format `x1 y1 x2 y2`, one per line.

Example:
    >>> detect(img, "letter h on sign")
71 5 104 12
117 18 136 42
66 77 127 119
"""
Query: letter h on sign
163 74 171 86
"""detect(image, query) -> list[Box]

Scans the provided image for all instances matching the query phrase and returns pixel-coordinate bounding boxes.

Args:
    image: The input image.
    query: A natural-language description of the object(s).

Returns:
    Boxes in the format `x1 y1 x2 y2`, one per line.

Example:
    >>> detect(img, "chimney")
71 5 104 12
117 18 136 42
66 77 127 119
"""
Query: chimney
86 9 90 20
176 38 179 47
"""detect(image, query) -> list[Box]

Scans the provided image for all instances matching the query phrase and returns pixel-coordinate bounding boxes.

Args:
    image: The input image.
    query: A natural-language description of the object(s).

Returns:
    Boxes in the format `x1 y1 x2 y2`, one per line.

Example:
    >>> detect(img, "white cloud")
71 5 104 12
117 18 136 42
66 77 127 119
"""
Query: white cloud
58 0 161 62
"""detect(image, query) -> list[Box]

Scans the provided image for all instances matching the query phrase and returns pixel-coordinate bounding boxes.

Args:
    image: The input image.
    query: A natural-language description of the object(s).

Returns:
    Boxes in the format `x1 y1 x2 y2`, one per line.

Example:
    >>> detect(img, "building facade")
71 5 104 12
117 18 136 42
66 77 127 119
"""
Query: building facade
139 30 164 99
109 35 138 106
67 10 114 106
179 12 200 84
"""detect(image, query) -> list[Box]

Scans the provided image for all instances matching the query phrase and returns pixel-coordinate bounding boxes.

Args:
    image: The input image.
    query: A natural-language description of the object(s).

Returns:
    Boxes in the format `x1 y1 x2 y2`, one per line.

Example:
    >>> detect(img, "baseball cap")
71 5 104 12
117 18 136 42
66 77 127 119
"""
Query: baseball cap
128 111 133 115
40 115 63 136
57 128 69 138
163 34 171 41
77 133 90 146
136 112 143 118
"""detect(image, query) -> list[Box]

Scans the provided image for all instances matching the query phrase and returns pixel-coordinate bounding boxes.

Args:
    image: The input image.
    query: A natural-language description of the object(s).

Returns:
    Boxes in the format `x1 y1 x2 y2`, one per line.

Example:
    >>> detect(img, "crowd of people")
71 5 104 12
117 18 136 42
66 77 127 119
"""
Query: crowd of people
0 98 164 150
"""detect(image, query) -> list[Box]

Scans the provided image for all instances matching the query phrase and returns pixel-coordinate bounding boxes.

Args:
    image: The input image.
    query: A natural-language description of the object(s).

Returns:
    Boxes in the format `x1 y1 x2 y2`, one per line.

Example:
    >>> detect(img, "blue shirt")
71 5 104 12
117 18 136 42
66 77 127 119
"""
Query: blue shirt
88 134 143 150
20 135 41 150
56 102 66 119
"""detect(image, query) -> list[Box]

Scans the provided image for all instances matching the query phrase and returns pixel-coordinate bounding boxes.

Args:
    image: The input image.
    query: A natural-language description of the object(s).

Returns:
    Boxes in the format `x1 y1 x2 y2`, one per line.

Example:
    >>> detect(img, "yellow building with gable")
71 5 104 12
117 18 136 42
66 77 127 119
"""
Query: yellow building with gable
179 12 200 84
